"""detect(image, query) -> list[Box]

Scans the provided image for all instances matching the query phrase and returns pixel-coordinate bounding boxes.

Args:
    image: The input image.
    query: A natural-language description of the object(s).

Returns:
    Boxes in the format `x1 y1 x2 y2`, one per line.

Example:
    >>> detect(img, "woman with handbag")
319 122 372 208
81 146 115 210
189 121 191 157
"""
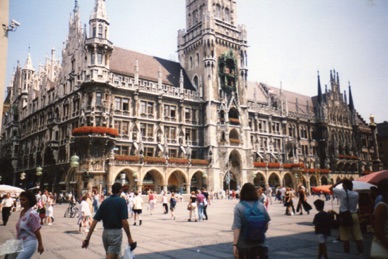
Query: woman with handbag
370 178 388 258
330 179 363 254
187 191 197 222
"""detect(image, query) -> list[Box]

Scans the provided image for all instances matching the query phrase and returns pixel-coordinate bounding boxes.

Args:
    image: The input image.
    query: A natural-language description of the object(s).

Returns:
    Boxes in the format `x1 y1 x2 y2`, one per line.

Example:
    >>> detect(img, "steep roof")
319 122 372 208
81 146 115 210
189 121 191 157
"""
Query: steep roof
110 47 195 91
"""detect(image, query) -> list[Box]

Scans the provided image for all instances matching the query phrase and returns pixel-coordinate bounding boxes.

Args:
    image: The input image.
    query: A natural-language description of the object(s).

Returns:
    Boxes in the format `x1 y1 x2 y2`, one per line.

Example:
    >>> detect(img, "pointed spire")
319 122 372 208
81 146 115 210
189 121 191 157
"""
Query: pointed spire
74 0 79 12
348 82 354 111
24 47 34 71
317 71 323 104
324 84 327 102
91 0 108 21
344 90 347 104
336 71 340 85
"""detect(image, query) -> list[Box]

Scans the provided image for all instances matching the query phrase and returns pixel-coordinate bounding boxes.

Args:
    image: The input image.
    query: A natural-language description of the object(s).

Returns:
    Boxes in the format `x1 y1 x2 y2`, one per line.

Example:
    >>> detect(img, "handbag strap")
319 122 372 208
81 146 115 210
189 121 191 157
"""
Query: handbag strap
345 189 350 211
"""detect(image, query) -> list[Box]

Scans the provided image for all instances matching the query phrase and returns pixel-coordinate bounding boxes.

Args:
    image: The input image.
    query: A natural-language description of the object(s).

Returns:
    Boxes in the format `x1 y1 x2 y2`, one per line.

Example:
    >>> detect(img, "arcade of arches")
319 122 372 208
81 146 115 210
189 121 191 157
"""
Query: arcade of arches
111 169 207 194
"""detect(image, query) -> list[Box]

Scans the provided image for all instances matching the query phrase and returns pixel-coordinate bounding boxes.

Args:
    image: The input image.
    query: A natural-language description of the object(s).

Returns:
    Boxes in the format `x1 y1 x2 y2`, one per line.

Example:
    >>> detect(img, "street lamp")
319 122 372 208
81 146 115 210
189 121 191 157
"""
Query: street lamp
36 166 43 188
36 166 42 176
20 172 26 189
70 154 79 168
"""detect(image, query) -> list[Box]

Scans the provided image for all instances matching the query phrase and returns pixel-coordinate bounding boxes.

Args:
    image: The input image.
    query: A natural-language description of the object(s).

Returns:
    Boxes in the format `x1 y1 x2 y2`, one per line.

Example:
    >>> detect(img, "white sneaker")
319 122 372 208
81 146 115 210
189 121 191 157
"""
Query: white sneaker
48 223 52 226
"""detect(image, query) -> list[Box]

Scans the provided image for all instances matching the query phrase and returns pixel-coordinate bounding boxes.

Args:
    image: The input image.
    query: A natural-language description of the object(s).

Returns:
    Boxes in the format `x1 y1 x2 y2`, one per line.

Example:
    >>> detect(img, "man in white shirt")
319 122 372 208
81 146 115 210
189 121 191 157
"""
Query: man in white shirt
280 186 286 203
330 179 363 254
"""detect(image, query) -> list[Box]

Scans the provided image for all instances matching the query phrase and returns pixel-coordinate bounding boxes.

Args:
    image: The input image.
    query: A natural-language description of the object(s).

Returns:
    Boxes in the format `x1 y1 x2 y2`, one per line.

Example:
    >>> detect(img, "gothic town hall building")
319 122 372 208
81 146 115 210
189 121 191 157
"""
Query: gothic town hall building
0 0 381 195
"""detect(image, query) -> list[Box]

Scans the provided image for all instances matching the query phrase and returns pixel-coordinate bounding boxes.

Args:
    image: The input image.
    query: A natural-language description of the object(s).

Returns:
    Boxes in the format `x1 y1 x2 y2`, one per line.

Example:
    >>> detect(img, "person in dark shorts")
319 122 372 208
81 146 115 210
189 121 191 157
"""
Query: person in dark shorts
132 191 143 226
82 183 137 258
313 199 332 259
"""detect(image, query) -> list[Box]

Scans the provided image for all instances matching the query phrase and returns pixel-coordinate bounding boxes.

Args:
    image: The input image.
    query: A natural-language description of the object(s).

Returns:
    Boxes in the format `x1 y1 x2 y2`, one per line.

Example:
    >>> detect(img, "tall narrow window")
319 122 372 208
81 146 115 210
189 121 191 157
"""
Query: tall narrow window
97 52 103 64
225 8 230 22
140 101 147 114
91 53 95 65
122 122 129 135
122 98 129 111
215 4 221 18
96 92 102 106
147 102 154 115
115 97 121 110
98 25 103 38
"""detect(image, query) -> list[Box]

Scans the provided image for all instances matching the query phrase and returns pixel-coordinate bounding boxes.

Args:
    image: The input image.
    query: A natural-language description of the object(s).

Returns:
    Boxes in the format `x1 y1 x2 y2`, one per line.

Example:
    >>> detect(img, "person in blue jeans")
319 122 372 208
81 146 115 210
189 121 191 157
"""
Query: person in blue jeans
196 190 205 221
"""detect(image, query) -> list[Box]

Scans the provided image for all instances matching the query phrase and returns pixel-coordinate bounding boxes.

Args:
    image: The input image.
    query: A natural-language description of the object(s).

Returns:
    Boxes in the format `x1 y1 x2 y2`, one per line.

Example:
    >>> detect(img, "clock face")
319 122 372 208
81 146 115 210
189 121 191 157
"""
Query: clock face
218 50 238 93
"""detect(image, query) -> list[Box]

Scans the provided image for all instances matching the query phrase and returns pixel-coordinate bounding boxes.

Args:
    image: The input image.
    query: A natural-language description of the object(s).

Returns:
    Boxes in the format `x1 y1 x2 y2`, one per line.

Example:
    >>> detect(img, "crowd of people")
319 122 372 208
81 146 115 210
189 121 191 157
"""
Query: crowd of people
1 177 388 258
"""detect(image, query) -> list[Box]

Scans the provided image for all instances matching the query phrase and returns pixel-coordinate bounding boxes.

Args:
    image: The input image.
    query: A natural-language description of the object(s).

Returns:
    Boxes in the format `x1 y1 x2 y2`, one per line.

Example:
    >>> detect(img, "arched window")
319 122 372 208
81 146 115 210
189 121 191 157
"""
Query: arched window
196 53 200 66
225 8 230 22
189 56 193 69
193 76 199 90
215 4 221 18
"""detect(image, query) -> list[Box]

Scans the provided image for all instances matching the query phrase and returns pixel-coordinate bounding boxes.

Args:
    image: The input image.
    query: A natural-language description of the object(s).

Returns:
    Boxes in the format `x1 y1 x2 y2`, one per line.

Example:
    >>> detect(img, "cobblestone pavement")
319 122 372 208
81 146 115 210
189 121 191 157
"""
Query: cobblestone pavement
0 196 373 259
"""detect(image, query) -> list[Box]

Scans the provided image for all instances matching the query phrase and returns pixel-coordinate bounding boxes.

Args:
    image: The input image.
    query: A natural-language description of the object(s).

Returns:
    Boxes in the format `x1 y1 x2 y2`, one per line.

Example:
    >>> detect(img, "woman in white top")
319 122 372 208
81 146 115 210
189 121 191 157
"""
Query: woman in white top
78 195 92 233
45 193 54 226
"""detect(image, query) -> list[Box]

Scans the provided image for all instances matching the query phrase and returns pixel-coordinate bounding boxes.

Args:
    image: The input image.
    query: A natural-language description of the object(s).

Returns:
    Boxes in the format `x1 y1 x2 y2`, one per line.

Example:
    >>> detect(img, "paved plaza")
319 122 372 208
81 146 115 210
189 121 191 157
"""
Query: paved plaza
1 196 373 259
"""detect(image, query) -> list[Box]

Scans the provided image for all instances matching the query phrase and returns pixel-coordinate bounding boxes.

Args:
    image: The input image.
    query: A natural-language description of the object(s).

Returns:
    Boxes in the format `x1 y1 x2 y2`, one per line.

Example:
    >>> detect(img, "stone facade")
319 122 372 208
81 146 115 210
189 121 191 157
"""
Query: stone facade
0 0 381 195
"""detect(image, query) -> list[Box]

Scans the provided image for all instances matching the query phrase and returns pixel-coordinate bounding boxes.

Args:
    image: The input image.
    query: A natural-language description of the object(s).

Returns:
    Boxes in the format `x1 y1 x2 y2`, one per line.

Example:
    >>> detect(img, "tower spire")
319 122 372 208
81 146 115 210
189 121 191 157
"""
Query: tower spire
24 46 34 71
348 82 354 111
317 71 323 104
91 0 108 21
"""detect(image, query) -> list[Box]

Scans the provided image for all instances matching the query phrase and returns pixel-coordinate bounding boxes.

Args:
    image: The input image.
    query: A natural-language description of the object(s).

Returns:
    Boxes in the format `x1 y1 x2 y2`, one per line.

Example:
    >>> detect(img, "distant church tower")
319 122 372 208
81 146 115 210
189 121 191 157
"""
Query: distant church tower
178 0 250 190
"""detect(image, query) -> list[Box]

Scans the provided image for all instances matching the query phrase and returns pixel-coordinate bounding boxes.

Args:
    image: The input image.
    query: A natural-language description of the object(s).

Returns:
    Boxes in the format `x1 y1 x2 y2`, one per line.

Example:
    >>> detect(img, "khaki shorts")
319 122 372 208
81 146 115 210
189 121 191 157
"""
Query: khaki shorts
339 213 363 241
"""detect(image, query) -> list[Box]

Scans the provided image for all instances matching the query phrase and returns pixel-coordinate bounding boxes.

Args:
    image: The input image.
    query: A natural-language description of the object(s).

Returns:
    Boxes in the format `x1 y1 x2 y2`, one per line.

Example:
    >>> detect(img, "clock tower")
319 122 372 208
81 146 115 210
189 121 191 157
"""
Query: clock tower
178 0 250 190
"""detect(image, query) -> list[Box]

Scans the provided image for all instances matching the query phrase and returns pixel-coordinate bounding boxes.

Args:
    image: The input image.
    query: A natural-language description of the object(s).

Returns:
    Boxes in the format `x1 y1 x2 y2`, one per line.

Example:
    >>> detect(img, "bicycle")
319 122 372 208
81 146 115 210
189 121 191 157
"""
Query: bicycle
64 203 79 218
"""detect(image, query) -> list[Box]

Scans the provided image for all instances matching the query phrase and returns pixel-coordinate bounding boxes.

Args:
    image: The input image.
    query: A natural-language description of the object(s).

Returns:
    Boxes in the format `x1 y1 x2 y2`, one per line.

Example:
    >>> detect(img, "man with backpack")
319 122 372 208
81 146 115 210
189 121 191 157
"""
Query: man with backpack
232 183 271 259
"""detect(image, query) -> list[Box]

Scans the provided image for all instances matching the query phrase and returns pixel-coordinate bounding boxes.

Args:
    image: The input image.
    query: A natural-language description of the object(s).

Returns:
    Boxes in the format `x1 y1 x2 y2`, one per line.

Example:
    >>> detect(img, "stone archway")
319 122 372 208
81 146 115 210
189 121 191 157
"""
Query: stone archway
310 175 317 187
191 171 207 193
268 173 280 188
321 176 328 185
223 172 237 191
283 173 293 188
253 172 266 188
225 149 242 189
142 169 164 194
114 169 138 192
168 170 187 194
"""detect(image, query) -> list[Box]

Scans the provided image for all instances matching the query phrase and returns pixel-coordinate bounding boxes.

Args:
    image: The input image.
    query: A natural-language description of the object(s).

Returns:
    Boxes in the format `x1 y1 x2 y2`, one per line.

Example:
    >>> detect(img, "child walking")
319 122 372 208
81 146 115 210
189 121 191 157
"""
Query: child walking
313 199 332 259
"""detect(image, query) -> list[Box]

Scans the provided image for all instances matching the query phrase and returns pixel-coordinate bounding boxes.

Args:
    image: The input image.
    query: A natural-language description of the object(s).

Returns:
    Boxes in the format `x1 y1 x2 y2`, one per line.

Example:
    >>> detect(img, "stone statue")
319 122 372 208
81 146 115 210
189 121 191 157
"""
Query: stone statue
80 109 86 126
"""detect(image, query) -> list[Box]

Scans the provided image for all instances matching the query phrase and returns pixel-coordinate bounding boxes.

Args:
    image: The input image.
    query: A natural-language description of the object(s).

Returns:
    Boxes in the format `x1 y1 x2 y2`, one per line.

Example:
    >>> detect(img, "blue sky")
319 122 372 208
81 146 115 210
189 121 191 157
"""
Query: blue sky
6 0 388 122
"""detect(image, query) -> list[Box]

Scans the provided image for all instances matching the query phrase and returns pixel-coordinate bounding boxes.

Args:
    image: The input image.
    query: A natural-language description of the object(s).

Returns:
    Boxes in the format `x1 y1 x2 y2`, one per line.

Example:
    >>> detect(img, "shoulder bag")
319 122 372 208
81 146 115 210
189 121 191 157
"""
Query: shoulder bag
337 189 353 227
